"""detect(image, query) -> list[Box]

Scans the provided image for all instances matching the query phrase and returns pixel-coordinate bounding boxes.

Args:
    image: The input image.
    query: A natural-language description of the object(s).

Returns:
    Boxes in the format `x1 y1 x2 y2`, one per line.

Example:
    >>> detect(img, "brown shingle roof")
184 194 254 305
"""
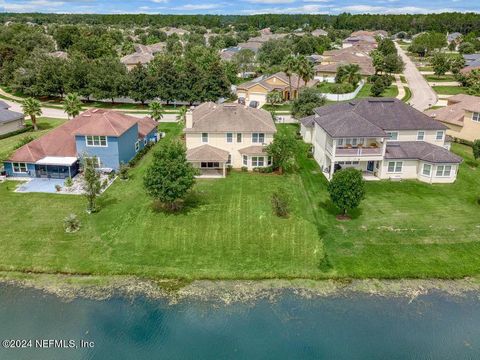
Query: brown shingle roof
425 94 480 127
8 110 154 163
186 145 229 162
137 116 158 138
186 102 276 133
238 145 268 155
385 141 462 163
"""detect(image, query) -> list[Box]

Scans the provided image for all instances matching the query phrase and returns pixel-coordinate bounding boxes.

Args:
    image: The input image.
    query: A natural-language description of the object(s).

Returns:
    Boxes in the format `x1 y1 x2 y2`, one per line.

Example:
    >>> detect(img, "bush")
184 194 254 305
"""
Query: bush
129 142 153 167
102 178 109 189
119 163 129 180
64 177 73 187
14 135 35 150
370 78 387 97
241 166 248 172
108 171 116 180
271 187 291 218
63 213 80 233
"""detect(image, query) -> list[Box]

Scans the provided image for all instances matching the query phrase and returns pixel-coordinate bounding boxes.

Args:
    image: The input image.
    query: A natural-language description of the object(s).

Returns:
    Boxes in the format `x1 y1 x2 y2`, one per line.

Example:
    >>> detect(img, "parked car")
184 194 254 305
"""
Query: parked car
249 100 259 108
238 97 246 105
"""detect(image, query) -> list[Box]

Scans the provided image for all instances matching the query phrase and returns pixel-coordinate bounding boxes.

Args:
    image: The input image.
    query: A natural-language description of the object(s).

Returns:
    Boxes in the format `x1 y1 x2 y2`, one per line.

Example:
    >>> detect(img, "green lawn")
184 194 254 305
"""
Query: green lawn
0 118 65 162
357 83 399 99
262 103 293 112
432 86 469 95
1 124 480 280
402 86 412 103
425 74 457 82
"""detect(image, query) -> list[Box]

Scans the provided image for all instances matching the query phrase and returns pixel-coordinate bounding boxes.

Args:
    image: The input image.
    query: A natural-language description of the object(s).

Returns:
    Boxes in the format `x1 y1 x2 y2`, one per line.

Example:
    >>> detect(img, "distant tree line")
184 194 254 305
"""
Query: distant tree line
1 13 480 35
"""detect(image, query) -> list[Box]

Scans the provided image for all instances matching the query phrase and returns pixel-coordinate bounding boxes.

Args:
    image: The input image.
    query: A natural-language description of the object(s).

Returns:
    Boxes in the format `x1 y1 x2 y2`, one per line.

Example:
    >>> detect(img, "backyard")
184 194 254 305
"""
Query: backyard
1 124 480 280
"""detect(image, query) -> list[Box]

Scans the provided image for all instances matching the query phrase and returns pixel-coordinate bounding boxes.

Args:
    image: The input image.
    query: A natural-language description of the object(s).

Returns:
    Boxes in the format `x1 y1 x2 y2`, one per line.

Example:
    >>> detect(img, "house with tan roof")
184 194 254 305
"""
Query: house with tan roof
121 42 165 70
300 98 461 184
4 109 158 179
314 47 375 80
426 94 480 143
184 102 276 178
236 72 319 107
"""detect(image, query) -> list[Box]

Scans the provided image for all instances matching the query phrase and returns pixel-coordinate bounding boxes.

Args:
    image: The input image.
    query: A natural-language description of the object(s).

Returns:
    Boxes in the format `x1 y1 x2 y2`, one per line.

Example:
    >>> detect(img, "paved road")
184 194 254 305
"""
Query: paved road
395 42 437 111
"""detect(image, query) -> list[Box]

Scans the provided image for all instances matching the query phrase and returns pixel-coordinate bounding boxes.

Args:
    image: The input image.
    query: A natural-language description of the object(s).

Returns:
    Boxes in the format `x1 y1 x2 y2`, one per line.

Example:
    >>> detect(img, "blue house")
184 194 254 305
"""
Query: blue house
4 109 158 179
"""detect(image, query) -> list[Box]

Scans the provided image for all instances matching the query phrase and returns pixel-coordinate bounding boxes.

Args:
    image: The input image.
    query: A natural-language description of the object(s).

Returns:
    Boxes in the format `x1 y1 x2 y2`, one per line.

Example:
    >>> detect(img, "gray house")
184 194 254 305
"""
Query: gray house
0 101 24 136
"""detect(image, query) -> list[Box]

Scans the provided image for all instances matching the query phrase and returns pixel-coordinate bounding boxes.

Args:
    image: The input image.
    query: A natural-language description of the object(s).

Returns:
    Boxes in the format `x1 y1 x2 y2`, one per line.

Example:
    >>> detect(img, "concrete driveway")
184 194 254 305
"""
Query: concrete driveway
395 42 437 111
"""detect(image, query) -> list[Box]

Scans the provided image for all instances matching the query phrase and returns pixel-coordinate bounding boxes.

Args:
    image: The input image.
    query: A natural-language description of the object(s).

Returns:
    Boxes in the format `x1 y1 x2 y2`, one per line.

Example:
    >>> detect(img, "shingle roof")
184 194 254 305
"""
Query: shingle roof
300 114 316 127
186 145 229 162
120 52 154 65
186 102 276 133
426 94 480 127
0 108 24 124
137 116 158 138
238 145 268 155
8 110 154 163
237 72 318 92
0 100 11 109
385 141 462 163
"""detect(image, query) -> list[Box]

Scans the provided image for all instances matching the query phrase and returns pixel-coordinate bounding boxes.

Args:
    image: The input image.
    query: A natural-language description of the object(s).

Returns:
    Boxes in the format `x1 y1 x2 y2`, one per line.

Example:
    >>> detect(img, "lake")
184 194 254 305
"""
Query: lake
0 285 479 359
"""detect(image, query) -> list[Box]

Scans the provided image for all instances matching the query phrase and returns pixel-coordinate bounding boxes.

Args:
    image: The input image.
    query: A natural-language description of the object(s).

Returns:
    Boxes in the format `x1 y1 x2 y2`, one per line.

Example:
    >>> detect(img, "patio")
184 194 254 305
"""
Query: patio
15 178 67 194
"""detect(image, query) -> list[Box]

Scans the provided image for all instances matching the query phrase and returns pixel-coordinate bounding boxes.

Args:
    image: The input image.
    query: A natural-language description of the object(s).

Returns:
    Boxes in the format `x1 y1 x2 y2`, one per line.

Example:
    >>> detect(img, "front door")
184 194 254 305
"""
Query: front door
367 161 375 172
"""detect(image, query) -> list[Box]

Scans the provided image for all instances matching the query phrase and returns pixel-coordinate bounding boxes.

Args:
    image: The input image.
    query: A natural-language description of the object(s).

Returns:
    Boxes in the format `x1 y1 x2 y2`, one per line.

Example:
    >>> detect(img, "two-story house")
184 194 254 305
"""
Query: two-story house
426 94 480 143
185 102 276 177
300 98 462 184
4 109 158 179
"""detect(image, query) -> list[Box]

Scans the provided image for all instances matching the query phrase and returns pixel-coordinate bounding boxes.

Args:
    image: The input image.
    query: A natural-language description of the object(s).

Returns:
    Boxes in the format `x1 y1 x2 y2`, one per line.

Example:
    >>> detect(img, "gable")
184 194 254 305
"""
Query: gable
265 76 288 87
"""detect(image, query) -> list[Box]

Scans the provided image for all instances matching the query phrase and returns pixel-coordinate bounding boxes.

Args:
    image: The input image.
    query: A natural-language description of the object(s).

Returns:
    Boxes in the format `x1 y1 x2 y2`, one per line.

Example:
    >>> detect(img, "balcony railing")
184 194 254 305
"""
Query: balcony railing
335 146 383 157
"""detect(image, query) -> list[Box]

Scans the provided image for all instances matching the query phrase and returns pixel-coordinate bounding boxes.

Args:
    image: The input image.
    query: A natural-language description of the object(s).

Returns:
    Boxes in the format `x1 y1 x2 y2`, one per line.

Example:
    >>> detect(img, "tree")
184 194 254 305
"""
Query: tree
377 38 397 56
232 48 255 78
271 186 291 218
21 97 42 131
282 54 297 100
370 77 386 97
458 42 476 54
431 53 450 76
82 156 101 214
327 168 365 218
266 130 298 174
449 54 466 75
128 63 156 105
292 87 326 119
266 90 283 119
143 140 197 212
63 92 82 119
408 32 447 57
294 55 311 89
473 139 480 160
176 106 188 126
149 100 164 121
383 53 404 75
335 64 361 86
88 57 128 103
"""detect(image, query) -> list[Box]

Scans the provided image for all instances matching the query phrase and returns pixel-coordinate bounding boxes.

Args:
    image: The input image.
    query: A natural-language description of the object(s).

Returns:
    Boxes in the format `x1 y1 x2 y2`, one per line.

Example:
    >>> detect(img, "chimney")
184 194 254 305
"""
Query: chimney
185 106 194 128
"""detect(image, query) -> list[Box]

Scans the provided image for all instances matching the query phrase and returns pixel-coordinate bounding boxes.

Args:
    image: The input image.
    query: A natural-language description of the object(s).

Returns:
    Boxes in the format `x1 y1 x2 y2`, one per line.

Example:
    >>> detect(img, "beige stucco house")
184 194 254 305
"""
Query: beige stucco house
300 98 462 184
236 72 318 107
425 94 480 143
185 103 276 178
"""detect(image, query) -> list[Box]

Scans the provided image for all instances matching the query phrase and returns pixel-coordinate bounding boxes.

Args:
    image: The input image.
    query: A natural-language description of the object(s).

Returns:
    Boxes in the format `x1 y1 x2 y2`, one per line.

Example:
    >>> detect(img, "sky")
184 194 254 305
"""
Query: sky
0 0 478 15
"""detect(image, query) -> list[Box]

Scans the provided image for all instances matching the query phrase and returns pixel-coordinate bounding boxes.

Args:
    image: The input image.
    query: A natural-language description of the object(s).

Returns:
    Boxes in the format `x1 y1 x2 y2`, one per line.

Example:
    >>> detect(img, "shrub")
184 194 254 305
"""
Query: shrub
271 187 291 218
102 179 109 189
14 135 35 150
64 177 73 187
328 168 365 218
63 213 81 233
241 166 248 172
119 163 129 180
55 184 62 192
473 139 480 160
129 142 153 167
108 171 116 180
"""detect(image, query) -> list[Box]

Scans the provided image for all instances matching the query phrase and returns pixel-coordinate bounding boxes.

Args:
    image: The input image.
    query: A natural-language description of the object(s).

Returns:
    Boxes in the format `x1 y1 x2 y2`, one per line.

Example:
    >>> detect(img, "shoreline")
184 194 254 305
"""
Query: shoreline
1 272 480 304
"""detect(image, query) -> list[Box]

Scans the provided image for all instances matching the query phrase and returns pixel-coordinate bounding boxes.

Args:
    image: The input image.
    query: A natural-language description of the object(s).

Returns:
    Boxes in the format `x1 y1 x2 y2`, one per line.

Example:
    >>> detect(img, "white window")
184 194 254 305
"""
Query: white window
422 163 431 176
352 161 359 165
252 133 265 143
86 136 107 147
472 112 480 122
417 131 425 141
237 133 242 143
12 162 28 173
252 156 265 167
387 161 402 173
202 133 208 143
436 165 452 177
226 133 233 143
337 138 344 146
144 138 148 145
436 131 444 141
226 155 232 165
243 155 248 166
352 138 358 146
386 132 398 141
135 141 140 152
358 138 364 145
200 162 220 168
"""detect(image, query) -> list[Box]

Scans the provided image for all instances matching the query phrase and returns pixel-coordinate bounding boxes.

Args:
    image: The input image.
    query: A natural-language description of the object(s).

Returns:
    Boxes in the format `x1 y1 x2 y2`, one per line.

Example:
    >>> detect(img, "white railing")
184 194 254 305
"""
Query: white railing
335 146 382 157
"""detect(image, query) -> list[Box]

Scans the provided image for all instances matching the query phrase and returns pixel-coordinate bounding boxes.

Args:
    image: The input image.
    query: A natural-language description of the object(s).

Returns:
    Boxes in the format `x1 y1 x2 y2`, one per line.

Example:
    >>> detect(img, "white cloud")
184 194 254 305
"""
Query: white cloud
1 0 65 12
332 4 469 13
246 0 295 3
244 4 332 13
178 3 219 10
150 0 168 3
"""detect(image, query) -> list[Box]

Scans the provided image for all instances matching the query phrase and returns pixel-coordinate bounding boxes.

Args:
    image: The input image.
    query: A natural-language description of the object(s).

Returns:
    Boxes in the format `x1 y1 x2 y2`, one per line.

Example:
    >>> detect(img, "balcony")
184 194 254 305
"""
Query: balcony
335 146 383 157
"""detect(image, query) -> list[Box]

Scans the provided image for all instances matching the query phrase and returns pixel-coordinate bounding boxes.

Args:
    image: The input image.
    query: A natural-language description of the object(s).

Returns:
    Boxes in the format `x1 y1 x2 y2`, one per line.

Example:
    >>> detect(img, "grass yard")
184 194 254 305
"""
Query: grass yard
357 83 399 99
262 103 293 112
1 123 480 280
432 86 469 95
0 118 65 162
425 74 457 82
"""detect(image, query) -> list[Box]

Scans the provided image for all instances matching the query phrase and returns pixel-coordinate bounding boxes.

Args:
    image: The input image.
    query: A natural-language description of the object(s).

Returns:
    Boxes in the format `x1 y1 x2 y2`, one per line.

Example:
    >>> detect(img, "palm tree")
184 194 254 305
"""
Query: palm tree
266 90 283 119
63 93 82 119
295 55 311 91
21 97 42 131
149 100 164 122
282 55 297 100
176 106 187 126
301 62 315 87
336 64 361 87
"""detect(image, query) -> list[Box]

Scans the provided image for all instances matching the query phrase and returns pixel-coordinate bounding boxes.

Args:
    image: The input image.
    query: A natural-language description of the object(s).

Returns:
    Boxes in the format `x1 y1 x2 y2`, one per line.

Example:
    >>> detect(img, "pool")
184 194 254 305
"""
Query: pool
15 178 67 194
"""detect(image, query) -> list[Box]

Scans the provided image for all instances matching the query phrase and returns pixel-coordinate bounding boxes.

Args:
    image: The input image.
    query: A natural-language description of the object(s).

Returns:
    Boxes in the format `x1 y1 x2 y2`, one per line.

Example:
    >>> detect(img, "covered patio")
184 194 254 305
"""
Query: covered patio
186 145 229 179
35 156 79 179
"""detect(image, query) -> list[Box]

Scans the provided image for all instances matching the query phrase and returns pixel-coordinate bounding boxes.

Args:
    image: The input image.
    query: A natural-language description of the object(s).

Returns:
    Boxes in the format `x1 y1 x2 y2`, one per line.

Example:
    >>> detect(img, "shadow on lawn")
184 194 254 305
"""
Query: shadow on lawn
151 190 206 215
319 199 363 220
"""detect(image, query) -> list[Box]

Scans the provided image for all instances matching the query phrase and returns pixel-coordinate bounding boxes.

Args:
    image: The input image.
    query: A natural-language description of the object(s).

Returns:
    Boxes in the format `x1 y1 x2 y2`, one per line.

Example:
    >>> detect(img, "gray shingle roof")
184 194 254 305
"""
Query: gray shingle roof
385 141 462 163
0 100 11 109
0 108 24 124
306 98 446 138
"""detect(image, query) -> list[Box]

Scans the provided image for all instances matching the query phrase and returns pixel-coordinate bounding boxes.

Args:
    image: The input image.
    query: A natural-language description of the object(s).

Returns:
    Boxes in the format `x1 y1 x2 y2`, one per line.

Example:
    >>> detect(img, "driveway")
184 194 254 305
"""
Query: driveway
395 42 437 111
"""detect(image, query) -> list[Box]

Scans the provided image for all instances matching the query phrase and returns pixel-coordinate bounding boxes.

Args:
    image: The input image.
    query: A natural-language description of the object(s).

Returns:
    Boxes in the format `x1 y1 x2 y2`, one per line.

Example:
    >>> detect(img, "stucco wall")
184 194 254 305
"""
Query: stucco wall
389 129 445 146
443 111 480 142
0 119 24 136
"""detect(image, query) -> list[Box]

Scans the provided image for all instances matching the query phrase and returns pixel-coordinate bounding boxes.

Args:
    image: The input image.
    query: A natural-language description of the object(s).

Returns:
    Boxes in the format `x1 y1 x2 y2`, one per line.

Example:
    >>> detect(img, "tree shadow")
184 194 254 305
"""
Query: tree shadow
96 193 119 210
151 191 206 215
319 199 363 220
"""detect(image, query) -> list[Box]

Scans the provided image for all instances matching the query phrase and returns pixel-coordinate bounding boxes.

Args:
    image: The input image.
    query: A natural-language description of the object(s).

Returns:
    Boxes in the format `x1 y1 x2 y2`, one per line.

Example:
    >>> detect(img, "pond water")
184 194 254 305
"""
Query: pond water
0 285 479 359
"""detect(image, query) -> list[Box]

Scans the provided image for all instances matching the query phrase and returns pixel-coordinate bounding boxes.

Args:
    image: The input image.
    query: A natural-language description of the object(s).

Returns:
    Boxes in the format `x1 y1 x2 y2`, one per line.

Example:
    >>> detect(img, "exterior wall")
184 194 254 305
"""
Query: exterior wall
117 125 140 166
186 131 274 169
442 111 480 142
388 129 445 146
265 76 288 87
378 159 458 184
0 119 24 136
4 162 36 177
311 124 330 171
140 129 158 150
300 124 312 143
76 135 120 169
